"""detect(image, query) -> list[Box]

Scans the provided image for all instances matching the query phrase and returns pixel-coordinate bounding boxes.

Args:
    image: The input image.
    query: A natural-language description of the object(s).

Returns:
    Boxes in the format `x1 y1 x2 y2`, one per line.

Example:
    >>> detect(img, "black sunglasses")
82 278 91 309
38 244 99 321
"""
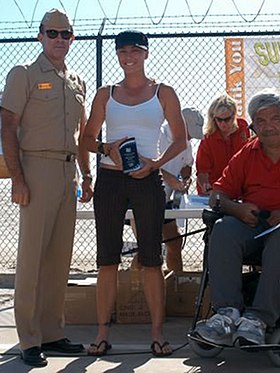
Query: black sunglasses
45 30 73 40
214 115 233 123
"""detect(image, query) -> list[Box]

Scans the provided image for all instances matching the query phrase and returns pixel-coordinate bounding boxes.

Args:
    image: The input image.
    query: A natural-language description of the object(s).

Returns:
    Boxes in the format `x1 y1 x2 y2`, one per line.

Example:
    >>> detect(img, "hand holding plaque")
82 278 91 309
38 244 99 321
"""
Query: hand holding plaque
119 137 141 173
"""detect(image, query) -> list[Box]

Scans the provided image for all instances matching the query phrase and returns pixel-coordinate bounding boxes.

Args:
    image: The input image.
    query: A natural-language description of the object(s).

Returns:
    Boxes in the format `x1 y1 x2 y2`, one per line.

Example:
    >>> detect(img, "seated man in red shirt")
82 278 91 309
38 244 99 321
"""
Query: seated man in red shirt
194 90 280 347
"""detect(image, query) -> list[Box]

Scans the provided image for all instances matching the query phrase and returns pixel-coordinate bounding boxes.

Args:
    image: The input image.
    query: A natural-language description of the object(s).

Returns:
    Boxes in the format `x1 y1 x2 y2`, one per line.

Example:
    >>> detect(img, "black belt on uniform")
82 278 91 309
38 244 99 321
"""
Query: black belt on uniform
23 150 76 162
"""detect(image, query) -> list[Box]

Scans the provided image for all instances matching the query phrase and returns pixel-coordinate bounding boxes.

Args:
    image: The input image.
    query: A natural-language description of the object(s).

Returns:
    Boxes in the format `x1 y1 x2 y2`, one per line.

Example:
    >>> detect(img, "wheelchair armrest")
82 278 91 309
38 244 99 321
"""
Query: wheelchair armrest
202 208 224 230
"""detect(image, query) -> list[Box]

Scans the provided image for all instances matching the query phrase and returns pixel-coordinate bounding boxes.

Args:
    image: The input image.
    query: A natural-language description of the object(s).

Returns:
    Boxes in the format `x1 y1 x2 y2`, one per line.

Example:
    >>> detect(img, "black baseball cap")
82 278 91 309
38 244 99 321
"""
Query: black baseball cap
115 30 148 51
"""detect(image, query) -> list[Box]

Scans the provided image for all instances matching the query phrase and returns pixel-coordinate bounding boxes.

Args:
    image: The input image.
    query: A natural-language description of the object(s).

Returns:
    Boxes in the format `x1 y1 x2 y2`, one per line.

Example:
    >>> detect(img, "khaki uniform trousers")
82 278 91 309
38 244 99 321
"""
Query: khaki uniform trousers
15 155 77 350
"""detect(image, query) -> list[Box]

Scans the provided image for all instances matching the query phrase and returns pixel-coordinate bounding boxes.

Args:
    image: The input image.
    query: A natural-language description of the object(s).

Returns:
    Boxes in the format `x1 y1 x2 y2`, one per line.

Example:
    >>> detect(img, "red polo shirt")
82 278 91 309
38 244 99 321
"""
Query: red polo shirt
196 118 250 194
213 138 280 211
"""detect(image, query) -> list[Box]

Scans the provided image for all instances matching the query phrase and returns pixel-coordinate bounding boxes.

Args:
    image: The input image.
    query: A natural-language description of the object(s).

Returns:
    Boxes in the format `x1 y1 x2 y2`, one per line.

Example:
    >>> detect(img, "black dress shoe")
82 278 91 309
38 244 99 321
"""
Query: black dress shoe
41 338 84 353
21 346 48 367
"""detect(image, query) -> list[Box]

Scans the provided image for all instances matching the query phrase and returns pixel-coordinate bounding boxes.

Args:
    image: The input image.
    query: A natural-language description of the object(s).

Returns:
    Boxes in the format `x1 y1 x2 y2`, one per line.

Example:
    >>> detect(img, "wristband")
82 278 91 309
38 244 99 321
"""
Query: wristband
82 173 93 182
97 142 105 155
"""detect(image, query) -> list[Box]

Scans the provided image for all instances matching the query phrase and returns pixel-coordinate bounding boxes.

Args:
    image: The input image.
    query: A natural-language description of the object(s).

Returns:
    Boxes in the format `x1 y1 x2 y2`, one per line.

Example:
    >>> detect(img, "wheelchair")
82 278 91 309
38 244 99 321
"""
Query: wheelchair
187 207 280 367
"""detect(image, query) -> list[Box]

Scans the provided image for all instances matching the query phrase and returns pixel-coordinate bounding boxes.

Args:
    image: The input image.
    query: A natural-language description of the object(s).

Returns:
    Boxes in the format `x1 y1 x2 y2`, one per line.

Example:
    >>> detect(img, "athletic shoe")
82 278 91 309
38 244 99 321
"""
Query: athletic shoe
233 315 266 346
194 307 240 346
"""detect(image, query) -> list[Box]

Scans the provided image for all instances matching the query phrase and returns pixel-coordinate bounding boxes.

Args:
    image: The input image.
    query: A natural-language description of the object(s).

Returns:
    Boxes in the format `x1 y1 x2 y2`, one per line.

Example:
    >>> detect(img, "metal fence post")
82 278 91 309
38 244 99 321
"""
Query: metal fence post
96 18 106 168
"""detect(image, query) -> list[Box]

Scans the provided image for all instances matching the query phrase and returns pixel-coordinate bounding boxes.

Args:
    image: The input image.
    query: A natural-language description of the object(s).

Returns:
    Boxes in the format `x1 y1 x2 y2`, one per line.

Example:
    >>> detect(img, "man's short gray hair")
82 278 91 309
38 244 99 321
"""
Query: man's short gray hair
248 89 280 120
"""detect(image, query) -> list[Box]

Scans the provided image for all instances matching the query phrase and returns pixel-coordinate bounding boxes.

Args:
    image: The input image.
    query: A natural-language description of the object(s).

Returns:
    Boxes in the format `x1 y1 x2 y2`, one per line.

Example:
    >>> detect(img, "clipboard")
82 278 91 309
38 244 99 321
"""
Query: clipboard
254 223 280 239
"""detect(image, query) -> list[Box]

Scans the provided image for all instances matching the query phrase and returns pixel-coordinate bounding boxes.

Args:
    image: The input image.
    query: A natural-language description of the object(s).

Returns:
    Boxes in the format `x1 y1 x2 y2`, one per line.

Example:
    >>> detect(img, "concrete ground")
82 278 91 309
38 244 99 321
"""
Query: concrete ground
1 273 280 372
1 295 280 372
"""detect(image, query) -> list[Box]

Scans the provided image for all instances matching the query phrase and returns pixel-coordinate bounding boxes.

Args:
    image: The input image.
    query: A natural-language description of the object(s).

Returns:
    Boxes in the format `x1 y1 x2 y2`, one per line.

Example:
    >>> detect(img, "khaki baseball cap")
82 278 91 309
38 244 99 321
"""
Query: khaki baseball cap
40 8 73 31
182 107 204 139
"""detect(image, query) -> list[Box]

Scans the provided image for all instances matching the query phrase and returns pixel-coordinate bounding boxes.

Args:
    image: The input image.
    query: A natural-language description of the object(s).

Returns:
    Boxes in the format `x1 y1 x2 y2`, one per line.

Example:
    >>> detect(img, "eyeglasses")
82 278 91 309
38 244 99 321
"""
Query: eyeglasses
45 30 73 40
214 115 234 123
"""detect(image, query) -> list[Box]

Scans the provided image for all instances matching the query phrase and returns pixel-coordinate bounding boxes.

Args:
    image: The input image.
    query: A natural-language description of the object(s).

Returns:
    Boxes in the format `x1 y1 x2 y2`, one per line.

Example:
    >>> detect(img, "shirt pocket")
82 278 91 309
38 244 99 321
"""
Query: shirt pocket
31 87 59 101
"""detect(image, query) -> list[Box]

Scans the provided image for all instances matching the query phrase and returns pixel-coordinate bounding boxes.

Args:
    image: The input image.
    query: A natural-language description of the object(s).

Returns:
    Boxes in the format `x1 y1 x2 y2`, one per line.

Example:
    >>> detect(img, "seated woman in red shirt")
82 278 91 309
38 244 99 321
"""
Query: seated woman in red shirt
196 93 250 195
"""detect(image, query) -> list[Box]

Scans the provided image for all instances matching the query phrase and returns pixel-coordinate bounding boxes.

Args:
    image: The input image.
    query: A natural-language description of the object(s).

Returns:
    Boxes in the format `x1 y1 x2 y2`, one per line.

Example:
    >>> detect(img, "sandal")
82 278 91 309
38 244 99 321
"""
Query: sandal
150 341 173 357
87 340 112 356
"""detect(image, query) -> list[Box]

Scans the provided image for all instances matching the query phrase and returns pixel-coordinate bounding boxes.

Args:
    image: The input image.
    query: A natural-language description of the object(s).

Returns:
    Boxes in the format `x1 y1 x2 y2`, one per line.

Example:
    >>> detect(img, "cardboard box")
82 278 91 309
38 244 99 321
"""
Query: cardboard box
0 155 10 178
116 270 151 324
166 271 211 318
65 278 98 325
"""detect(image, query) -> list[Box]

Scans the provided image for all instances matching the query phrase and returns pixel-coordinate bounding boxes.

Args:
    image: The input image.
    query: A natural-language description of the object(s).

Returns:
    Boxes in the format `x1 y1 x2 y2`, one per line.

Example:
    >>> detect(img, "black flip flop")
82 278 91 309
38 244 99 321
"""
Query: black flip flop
151 341 173 357
87 340 112 356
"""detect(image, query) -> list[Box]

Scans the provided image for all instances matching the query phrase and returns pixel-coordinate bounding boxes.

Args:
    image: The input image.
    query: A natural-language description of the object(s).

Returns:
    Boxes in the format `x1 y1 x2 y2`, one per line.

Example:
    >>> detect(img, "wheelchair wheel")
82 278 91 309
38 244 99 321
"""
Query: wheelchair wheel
188 336 223 358
267 328 280 367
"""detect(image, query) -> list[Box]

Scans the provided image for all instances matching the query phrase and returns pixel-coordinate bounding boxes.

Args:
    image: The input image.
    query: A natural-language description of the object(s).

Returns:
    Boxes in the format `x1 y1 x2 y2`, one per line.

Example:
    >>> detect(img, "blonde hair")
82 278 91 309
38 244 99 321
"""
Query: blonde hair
204 93 238 136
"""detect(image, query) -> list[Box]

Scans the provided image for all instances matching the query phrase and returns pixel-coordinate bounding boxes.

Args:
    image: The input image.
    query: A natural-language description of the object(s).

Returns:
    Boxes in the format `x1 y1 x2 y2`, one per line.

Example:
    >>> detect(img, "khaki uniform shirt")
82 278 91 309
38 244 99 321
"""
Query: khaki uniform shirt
1 52 86 154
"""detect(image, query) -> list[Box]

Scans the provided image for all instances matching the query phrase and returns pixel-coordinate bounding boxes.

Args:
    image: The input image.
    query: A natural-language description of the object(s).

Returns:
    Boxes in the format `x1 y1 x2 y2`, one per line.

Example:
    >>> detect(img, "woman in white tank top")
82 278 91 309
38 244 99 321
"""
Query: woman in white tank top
83 30 187 357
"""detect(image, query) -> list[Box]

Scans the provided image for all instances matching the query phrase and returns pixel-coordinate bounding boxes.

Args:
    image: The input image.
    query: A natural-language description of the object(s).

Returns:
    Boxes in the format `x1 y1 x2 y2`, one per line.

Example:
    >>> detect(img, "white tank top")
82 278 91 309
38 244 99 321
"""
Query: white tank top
101 84 165 166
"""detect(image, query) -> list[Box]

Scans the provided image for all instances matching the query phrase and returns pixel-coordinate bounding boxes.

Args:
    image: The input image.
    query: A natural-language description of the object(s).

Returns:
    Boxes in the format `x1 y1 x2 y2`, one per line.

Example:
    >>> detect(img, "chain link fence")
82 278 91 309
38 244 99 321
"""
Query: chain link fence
0 30 279 273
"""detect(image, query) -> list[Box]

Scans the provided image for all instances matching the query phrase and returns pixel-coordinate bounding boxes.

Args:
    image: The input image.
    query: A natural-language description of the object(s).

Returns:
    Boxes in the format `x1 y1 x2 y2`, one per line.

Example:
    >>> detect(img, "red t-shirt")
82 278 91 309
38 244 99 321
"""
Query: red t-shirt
196 117 250 194
213 138 280 211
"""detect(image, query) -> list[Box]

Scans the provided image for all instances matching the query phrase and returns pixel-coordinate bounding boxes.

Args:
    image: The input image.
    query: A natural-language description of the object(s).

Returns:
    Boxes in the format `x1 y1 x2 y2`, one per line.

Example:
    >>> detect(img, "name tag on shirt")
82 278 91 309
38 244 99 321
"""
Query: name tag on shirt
38 83 52 90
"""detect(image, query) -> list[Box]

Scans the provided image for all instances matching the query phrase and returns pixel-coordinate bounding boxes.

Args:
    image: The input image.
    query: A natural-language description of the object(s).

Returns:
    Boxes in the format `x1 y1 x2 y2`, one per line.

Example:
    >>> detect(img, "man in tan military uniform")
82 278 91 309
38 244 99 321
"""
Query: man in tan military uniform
0 91 10 177
1 9 92 368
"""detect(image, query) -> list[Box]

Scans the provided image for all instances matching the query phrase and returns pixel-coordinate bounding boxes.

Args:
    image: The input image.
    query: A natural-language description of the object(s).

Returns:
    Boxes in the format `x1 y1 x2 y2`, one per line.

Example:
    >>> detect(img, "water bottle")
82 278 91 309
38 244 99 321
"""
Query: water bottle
76 184 83 210
172 190 182 209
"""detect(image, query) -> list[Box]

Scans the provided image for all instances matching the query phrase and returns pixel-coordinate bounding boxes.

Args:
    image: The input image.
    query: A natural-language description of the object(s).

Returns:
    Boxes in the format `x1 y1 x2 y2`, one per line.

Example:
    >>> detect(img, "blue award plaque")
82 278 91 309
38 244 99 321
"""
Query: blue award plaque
119 137 141 174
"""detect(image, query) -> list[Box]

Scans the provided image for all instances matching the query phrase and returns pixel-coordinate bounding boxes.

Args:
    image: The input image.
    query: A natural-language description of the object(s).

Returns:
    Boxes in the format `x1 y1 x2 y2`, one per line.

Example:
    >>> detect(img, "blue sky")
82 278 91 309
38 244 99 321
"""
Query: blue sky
0 0 279 34
0 0 277 20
